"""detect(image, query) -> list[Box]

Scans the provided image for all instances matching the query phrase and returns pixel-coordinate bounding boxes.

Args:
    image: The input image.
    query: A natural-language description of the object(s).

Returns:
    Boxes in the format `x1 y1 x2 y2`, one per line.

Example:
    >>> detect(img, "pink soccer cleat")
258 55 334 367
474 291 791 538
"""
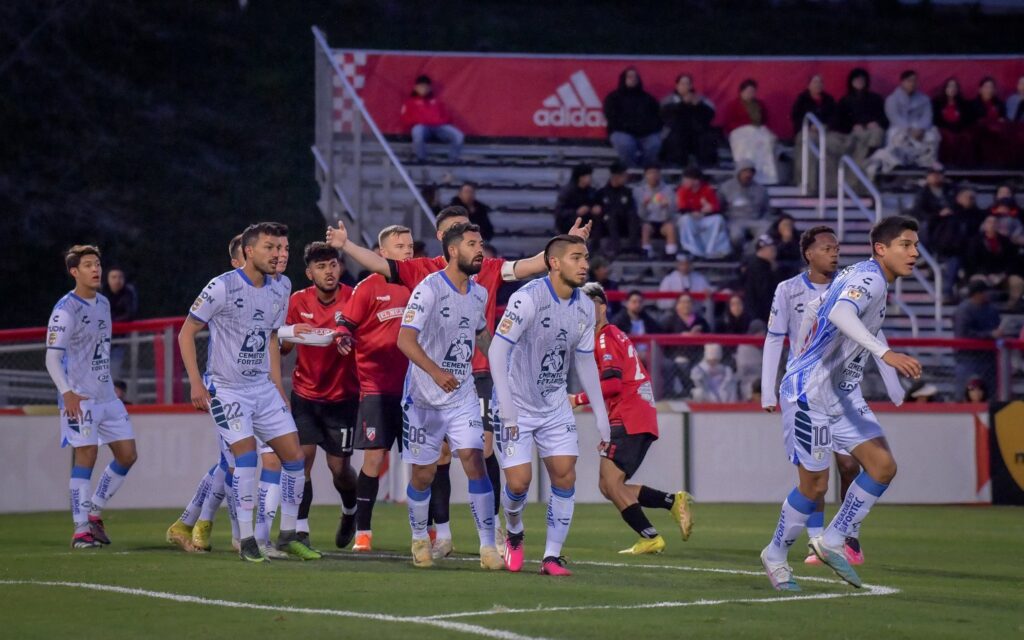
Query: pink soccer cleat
539 556 572 577
504 532 524 572
844 538 864 565
803 551 822 565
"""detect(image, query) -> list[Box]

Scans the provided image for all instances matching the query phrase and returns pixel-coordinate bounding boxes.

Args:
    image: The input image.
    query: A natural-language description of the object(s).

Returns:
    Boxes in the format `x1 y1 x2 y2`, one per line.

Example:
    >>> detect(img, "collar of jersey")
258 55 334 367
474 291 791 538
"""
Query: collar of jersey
800 272 818 290
440 270 472 295
235 268 268 288
68 291 96 306
543 276 579 305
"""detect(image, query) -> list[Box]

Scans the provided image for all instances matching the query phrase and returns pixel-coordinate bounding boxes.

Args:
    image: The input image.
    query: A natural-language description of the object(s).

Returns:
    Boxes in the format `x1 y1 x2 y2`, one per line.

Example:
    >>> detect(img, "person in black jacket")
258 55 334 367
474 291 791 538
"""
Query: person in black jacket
740 235 782 322
449 182 494 241
791 74 842 194
610 290 663 335
836 68 887 168
932 77 976 167
660 73 718 168
554 164 605 245
603 67 662 168
911 165 956 230
596 162 641 255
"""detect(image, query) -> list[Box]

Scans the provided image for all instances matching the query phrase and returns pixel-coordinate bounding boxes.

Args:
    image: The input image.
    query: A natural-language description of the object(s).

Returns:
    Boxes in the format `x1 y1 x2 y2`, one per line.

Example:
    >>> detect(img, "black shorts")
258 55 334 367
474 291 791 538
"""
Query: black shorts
291 392 357 457
474 372 495 433
604 424 657 480
354 394 404 450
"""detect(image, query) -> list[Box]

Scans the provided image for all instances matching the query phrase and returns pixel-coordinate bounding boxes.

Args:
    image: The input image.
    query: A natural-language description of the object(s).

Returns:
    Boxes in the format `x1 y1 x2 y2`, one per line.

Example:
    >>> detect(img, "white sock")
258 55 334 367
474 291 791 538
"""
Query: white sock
407 484 431 541
502 486 527 535
468 477 495 547
278 460 305 533
90 460 131 516
543 486 575 559
255 469 281 545
765 488 816 563
434 521 451 539
225 472 240 540
806 509 825 540
233 464 257 540
180 466 215 526
70 466 93 532
849 521 861 540
823 472 888 548
200 464 227 522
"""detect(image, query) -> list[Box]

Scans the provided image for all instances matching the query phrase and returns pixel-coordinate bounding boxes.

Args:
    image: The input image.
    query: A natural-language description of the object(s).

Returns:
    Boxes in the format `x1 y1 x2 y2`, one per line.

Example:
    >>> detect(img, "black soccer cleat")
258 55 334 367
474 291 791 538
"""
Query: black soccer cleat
238 536 266 563
336 514 356 549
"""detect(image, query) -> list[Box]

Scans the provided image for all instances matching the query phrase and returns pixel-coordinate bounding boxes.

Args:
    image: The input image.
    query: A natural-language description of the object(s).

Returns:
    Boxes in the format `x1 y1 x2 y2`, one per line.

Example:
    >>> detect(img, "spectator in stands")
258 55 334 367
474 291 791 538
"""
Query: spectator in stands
836 67 888 170
735 319 766 400
953 280 1003 393
791 74 843 195
768 214 802 279
932 78 976 168
677 167 730 259
1007 76 1024 123
740 234 781 322
989 185 1024 245
588 255 618 292
105 267 138 322
952 187 987 236
450 183 494 241
690 343 738 403
555 164 605 244
720 294 752 335
966 216 1024 309
665 292 710 334
927 186 977 301
869 70 940 177
634 164 679 259
602 67 662 168
420 185 443 215
904 381 940 404
597 162 641 255
724 79 779 184
659 73 717 168
657 254 711 310
1005 76 1024 168
400 75 464 163
912 165 955 226
970 77 1011 168
719 159 770 249
964 376 988 403
611 290 663 336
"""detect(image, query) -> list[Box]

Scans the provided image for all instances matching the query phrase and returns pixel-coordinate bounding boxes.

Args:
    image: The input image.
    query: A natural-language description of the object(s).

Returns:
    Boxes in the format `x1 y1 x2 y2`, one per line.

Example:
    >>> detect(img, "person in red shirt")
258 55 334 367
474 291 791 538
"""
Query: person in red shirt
571 282 694 555
337 225 414 552
676 167 730 259
326 205 593 553
400 75 464 163
279 242 360 552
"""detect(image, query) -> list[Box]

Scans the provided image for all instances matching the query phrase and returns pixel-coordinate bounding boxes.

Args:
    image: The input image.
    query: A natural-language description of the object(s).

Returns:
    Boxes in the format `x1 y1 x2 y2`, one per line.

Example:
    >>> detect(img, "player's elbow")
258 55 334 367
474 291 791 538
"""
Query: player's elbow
396 328 417 357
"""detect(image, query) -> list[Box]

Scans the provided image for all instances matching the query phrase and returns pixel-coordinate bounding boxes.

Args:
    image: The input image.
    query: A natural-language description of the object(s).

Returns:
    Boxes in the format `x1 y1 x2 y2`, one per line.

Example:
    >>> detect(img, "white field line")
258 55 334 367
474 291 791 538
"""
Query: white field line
0 580 549 640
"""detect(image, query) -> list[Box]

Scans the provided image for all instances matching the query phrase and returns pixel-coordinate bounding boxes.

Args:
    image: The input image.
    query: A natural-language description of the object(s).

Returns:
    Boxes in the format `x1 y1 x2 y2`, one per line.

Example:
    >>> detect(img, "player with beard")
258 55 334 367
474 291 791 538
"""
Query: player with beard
395 223 503 570
488 235 612 576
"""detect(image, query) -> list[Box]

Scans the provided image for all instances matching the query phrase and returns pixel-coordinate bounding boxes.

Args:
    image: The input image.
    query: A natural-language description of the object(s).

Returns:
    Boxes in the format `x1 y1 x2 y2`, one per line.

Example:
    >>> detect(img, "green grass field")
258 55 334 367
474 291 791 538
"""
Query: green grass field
2 503 1022 639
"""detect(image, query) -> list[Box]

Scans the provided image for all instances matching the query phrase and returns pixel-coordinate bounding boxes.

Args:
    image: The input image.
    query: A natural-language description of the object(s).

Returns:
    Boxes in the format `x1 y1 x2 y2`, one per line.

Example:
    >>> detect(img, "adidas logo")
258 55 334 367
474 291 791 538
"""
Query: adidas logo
533 71 606 128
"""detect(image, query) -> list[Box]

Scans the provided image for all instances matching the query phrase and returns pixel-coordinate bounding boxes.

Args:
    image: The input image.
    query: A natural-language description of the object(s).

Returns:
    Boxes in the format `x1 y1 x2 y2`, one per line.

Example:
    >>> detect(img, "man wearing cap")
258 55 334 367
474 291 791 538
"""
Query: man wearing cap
720 159 771 249
400 75 464 163
741 235 782 322
597 162 641 256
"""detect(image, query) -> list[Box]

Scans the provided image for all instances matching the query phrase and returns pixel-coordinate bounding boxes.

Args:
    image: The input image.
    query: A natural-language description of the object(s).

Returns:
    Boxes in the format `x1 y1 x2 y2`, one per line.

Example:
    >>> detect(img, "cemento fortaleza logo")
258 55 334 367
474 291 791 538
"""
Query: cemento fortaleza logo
533 71 606 128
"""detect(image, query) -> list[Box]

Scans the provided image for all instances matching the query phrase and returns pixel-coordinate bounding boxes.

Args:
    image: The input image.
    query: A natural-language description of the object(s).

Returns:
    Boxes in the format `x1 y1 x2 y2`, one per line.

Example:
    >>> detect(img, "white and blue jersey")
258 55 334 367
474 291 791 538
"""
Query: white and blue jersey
781 259 888 412
47 292 116 404
188 269 287 390
766 272 829 362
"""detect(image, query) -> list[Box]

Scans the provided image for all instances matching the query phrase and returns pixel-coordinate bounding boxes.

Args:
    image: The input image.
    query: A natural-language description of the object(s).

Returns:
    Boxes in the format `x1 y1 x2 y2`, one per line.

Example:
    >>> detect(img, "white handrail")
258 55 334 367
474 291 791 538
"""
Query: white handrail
311 27 436 233
799 112 827 218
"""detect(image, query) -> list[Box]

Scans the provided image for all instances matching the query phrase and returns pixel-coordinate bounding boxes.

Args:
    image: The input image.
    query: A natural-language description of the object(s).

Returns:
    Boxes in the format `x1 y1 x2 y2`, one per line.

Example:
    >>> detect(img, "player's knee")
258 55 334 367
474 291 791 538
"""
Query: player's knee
874 460 897 485
597 477 613 500
117 451 138 469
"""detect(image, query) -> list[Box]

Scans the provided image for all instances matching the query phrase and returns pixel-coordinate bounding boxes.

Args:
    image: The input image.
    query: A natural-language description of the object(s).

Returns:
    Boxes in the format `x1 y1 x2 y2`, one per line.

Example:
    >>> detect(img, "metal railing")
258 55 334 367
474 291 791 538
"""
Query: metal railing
799 112 827 218
311 26 437 251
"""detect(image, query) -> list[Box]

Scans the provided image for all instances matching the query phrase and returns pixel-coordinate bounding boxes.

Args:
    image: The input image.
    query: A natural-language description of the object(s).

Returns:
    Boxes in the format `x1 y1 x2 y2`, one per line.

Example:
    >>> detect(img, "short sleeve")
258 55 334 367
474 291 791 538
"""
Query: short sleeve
493 290 536 345
766 283 788 336
576 304 596 354
46 306 74 350
836 271 885 316
476 294 488 332
342 277 374 327
391 257 437 289
401 280 437 332
285 292 302 325
189 277 226 324
595 331 622 377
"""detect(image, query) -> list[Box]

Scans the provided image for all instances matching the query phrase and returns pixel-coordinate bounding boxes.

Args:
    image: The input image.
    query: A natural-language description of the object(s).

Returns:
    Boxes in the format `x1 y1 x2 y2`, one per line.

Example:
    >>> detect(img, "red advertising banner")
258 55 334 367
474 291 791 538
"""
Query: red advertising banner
333 50 1024 140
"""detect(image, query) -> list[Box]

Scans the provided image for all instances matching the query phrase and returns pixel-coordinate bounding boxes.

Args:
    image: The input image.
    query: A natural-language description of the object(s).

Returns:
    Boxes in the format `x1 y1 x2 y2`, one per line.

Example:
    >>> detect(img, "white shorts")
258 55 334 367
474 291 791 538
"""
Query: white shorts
209 382 296 449
494 403 579 469
401 394 484 466
781 393 882 472
60 397 135 448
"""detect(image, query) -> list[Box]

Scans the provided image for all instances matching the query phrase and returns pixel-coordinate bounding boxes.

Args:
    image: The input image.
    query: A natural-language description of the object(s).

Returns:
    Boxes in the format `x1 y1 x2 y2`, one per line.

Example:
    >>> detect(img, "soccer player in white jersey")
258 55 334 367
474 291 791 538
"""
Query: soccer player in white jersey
397 222 504 570
489 235 612 577
46 245 138 549
761 216 922 590
179 222 319 562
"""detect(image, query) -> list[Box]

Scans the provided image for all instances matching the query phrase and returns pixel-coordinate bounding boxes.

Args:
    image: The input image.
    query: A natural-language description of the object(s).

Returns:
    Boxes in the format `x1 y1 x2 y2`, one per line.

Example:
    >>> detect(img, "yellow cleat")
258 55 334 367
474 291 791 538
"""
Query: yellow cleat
166 520 194 552
479 545 505 570
671 491 694 541
191 519 213 552
411 539 433 568
618 535 666 555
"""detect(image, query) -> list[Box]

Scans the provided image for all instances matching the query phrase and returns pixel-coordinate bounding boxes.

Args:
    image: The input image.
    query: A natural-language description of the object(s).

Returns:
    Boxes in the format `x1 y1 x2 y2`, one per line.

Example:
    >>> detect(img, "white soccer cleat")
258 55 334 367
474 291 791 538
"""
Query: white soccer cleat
431 537 453 560
760 546 801 592
261 542 288 559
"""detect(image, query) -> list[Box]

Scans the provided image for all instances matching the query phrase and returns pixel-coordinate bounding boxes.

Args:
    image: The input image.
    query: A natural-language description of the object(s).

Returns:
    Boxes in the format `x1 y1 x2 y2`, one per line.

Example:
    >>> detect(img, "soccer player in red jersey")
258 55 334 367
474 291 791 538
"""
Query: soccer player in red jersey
336 225 415 552
326 207 593 548
571 282 694 555
279 242 360 552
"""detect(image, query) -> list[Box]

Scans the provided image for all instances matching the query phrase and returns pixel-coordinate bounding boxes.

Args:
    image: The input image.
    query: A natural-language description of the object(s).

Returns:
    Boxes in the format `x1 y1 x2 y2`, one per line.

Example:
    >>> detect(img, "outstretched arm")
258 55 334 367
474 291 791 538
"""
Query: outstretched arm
512 217 593 279
326 219 389 277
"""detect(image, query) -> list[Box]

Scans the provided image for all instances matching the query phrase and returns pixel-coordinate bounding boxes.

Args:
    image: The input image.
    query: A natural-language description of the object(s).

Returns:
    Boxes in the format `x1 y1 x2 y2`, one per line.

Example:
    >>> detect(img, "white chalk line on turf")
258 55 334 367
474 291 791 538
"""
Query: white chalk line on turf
0 580 548 640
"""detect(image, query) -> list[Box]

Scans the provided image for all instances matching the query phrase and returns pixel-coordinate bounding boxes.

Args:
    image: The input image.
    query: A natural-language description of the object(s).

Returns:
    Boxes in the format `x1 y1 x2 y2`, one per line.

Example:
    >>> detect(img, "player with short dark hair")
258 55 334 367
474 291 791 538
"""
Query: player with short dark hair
46 245 138 548
572 282 693 555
